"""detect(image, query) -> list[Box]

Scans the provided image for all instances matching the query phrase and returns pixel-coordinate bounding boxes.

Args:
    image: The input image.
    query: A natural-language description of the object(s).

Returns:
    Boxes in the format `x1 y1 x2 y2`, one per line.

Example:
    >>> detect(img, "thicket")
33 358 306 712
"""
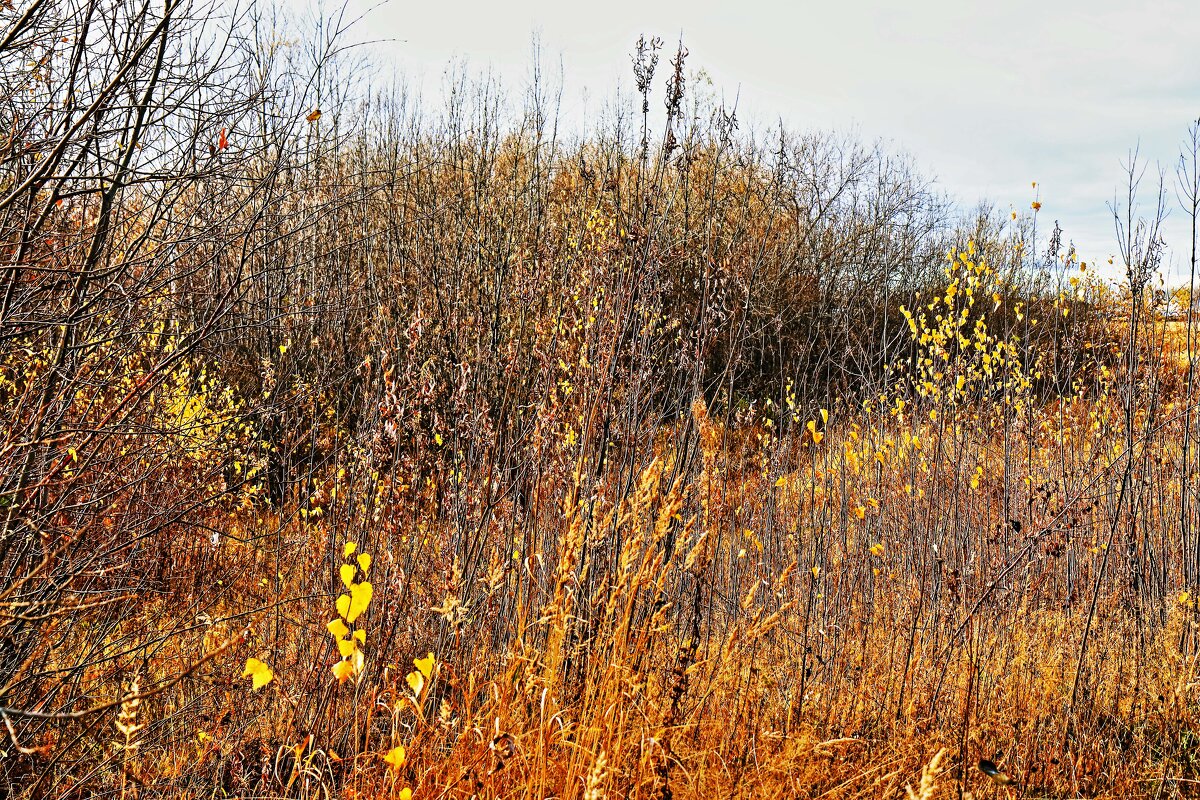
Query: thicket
2 2 1199 798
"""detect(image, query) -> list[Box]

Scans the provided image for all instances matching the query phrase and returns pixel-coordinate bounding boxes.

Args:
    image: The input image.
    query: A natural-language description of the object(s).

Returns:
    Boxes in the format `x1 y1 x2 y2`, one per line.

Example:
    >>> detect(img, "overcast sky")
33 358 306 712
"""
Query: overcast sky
309 0 1200 282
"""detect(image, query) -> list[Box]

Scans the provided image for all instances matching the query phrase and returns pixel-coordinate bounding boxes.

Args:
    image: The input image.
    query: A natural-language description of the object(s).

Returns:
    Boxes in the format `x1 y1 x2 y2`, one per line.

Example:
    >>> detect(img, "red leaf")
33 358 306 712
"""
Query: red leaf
218 128 228 150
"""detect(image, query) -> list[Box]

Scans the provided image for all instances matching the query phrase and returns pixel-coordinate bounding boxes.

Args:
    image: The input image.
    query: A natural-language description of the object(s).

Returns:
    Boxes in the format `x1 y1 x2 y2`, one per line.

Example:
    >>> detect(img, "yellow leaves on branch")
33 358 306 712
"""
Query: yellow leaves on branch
331 542 373 684
336 579 373 624
378 656 435 800
331 658 357 684
807 420 822 445
382 745 415 800
804 408 829 445
242 658 273 690
414 652 435 680
406 652 436 697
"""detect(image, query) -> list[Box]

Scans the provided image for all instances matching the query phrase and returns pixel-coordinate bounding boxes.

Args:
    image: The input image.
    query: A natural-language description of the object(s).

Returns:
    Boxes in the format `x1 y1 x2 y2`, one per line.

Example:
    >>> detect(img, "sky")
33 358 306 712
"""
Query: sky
305 0 1200 283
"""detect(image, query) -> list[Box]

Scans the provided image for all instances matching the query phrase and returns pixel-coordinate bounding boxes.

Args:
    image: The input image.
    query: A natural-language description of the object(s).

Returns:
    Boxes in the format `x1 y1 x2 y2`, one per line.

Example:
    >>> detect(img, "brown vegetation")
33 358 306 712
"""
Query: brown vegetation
3 4 1200 799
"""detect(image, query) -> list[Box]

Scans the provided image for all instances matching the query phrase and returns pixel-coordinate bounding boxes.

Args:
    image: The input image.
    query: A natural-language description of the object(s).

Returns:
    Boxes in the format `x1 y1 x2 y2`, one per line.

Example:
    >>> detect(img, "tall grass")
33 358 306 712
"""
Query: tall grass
2 2 1198 798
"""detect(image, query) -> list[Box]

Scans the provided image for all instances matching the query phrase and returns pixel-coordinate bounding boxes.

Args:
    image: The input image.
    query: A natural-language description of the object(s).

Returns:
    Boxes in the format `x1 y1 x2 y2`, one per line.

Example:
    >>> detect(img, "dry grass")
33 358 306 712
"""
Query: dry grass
4 4 1200 798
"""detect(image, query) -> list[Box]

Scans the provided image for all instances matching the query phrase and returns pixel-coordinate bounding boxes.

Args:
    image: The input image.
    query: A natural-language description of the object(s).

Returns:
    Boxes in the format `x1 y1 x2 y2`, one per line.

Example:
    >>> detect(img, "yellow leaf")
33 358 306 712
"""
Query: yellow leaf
343 542 357 558
806 420 823 445
356 553 372 573
331 660 354 684
242 658 273 690
353 629 366 643
336 593 351 620
774 476 786 488
406 670 425 696
337 638 357 657
351 648 364 675
327 618 350 639
414 652 435 680
346 581 372 623
399 789 412 800
340 563 356 588
383 744 406 771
